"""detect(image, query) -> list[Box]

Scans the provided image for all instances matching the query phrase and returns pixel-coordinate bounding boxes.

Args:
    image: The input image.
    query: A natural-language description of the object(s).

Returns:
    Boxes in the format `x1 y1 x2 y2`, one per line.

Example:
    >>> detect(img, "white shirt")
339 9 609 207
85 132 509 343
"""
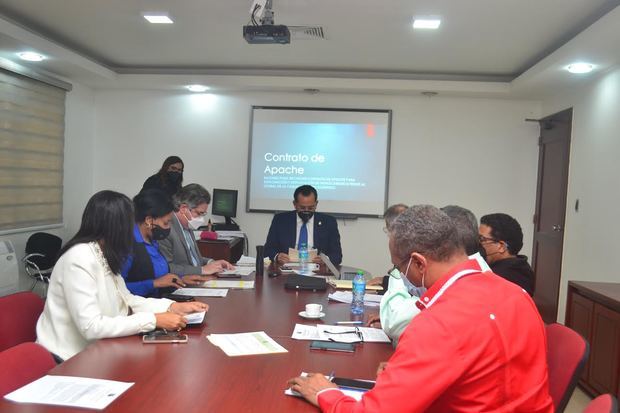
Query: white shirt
294 214 314 248
36 242 173 360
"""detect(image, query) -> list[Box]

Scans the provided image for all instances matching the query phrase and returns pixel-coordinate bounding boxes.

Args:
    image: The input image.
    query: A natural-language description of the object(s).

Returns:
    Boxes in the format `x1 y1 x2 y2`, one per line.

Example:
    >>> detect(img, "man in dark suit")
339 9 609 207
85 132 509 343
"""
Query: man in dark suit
264 185 342 265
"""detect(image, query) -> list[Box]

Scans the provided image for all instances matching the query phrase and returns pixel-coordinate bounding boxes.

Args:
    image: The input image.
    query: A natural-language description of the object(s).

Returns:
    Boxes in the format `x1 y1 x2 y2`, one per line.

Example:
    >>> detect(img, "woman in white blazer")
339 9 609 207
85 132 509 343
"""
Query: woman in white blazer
36 190 208 361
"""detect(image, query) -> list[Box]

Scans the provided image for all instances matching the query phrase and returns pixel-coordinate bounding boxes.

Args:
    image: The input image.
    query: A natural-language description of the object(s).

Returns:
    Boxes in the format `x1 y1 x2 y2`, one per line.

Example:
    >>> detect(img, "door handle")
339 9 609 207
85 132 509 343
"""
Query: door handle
552 225 563 232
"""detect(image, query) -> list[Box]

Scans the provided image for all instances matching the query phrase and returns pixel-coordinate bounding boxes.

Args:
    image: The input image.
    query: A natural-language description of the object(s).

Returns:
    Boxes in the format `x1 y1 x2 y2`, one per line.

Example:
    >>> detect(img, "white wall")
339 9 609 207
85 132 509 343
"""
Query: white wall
1 82 96 294
541 66 620 322
92 89 541 277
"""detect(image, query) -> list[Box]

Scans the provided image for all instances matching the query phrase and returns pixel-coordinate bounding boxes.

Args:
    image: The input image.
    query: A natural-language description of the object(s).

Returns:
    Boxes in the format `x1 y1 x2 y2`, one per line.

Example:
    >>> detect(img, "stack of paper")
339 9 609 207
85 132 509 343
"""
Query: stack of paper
184 311 206 325
4 375 134 410
327 291 382 307
235 255 256 266
287 247 318 262
207 331 288 356
328 280 383 291
291 324 390 343
173 288 228 297
201 280 255 289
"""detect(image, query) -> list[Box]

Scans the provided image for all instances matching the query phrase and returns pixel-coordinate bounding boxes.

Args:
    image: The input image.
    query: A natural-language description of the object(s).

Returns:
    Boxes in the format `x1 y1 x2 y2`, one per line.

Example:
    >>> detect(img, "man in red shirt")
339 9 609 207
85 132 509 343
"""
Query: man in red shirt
288 205 553 412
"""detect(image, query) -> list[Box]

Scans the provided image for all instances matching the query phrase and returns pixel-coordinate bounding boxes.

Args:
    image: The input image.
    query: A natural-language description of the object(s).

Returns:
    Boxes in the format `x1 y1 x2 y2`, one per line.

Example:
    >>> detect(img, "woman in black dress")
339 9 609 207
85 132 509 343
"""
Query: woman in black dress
142 156 184 197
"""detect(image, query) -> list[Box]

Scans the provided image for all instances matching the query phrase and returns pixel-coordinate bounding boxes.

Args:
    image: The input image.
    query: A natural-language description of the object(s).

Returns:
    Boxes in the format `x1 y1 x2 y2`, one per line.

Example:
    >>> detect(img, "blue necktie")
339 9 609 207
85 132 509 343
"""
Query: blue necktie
298 222 308 249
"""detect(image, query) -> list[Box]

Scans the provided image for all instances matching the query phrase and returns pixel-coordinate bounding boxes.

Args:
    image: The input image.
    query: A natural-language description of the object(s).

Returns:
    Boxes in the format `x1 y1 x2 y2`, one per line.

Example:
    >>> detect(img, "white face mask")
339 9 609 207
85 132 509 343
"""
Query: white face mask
184 209 205 230
403 257 427 297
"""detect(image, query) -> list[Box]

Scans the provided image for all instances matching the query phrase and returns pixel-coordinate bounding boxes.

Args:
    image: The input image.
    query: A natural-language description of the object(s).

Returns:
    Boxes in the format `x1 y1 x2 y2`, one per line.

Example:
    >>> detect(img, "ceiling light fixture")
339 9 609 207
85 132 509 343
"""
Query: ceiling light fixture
17 52 46 62
412 18 441 30
143 14 174 24
566 62 594 74
186 85 210 93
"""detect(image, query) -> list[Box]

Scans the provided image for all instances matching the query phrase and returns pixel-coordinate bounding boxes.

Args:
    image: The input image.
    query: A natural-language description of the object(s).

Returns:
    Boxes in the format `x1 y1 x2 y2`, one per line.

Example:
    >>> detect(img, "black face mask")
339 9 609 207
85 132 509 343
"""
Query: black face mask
298 211 314 223
151 224 171 241
166 171 182 184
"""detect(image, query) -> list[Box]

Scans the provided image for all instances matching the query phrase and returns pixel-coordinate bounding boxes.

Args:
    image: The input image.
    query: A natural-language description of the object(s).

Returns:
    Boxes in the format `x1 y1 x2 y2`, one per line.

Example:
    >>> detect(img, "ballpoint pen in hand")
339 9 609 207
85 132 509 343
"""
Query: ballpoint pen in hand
327 370 335 382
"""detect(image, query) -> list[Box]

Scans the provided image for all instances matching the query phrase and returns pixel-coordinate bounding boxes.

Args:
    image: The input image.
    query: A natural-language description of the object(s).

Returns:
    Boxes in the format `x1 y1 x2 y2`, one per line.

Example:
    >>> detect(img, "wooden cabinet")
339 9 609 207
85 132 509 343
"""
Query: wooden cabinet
565 281 620 399
197 237 244 263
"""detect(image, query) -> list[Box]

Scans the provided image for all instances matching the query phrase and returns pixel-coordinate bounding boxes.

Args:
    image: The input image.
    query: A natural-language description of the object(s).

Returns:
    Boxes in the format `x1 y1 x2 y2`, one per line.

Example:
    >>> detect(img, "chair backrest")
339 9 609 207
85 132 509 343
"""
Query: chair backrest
24 232 62 270
0 291 45 352
546 323 590 413
584 394 618 413
0 342 55 396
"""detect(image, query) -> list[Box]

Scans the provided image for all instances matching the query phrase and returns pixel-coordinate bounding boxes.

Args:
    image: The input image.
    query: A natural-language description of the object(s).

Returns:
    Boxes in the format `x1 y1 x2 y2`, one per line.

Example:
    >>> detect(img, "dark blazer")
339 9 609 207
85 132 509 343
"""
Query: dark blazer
264 211 342 265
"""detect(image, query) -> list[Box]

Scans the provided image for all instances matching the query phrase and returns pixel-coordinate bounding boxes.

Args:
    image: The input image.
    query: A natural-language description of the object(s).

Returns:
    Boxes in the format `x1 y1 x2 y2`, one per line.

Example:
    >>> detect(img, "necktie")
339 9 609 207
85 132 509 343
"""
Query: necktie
298 222 308 249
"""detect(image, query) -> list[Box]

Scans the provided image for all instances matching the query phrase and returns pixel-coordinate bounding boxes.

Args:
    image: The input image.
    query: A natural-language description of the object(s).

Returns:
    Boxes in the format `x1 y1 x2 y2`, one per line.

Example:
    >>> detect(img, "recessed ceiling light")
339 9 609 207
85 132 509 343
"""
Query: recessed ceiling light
412 18 441 30
566 62 594 74
17 52 46 62
186 85 210 93
143 14 174 24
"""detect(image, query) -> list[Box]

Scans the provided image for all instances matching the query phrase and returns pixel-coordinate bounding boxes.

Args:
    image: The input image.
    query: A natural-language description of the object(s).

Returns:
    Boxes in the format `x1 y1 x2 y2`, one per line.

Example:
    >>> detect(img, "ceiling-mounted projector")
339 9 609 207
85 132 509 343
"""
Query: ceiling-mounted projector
243 0 290 44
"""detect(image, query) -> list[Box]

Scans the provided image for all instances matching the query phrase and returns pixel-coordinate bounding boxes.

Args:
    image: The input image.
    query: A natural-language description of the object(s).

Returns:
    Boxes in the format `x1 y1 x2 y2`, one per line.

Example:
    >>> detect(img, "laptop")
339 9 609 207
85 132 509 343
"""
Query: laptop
319 253 357 280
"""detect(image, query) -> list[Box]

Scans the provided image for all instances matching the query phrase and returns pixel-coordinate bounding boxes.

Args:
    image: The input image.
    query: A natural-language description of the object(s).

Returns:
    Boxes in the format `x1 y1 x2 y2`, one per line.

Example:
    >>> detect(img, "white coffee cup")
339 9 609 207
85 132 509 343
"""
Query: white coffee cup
305 303 323 317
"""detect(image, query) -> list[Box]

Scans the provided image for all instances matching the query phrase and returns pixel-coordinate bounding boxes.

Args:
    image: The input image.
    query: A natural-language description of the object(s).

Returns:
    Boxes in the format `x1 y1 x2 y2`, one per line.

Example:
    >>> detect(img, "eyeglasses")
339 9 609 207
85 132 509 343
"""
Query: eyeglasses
191 208 208 218
479 235 499 244
323 327 363 343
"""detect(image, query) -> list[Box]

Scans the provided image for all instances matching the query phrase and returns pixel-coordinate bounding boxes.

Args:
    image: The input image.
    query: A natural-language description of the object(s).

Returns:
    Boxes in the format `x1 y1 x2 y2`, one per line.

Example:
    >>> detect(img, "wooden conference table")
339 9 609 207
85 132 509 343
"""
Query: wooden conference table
1 272 393 413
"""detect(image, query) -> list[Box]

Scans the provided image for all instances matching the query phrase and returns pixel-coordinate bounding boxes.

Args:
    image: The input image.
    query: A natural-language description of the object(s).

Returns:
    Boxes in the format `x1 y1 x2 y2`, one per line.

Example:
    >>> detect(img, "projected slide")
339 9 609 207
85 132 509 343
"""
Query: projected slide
247 107 391 216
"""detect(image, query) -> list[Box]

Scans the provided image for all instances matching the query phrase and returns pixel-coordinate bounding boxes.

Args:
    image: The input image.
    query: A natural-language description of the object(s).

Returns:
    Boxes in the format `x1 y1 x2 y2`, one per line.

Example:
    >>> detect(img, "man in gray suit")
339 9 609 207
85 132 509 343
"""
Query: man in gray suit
159 184 234 276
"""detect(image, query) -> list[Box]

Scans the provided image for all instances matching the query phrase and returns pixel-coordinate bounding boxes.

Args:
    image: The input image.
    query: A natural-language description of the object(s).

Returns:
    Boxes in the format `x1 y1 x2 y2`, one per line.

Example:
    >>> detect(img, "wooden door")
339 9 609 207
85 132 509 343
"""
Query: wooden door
532 108 572 323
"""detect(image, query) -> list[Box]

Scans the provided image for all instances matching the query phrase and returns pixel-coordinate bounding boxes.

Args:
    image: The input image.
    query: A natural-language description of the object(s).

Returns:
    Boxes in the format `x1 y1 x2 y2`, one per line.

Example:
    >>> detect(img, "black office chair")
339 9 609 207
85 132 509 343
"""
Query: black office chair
23 232 62 290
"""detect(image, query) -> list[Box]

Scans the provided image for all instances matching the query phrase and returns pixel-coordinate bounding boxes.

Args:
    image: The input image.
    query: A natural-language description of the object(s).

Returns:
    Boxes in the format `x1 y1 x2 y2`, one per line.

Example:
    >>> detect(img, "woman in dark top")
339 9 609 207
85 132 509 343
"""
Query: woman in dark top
142 156 184 198
121 189 207 297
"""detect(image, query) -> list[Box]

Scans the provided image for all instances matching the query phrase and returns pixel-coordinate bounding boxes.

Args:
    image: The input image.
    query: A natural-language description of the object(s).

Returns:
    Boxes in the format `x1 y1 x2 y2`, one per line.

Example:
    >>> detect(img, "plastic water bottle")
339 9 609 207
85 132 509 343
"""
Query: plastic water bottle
298 243 309 275
351 271 365 314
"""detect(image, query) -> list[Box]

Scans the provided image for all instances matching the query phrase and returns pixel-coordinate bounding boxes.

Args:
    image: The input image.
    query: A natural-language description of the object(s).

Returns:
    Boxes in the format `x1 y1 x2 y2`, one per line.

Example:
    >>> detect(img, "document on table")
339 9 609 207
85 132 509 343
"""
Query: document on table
3 375 134 410
327 291 382 307
219 266 255 276
173 288 228 297
235 255 256 266
184 311 206 325
201 280 255 289
207 331 288 356
285 372 367 401
291 324 390 343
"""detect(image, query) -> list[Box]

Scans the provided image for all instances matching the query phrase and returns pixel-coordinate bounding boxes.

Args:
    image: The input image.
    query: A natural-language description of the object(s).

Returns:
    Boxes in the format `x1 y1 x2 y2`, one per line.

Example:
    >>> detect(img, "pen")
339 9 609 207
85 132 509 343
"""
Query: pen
327 370 335 382
336 321 363 325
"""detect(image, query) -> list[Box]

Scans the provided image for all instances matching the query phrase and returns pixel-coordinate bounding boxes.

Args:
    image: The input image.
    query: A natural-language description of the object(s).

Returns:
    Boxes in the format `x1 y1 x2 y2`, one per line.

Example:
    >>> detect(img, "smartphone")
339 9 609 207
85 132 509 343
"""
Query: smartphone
309 340 355 353
163 293 194 302
332 377 375 390
142 334 188 344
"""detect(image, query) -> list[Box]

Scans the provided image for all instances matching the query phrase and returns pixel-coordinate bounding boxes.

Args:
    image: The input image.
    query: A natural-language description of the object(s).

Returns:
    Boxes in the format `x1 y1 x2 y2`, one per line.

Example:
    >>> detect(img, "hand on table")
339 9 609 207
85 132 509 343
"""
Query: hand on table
153 273 185 289
366 312 381 328
170 301 209 315
311 256 323 264
367 276 384 286
287 373 338 407
277 253 291 264
201 259 234 275
154 312 187 331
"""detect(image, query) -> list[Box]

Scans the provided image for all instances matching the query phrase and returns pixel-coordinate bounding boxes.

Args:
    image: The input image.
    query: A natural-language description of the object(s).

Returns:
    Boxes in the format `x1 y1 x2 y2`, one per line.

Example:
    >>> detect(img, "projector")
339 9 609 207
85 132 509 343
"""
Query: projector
243 25 290 44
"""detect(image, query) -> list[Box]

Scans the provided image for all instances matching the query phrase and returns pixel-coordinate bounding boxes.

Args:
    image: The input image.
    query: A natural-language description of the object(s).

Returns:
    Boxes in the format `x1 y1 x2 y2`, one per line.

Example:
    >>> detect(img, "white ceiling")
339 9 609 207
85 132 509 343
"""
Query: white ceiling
0 0 619 97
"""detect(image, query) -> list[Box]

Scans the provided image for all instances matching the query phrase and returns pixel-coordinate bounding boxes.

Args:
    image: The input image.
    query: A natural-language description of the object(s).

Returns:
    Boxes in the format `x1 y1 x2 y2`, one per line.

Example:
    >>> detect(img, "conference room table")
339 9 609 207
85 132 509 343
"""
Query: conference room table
1 270 394 412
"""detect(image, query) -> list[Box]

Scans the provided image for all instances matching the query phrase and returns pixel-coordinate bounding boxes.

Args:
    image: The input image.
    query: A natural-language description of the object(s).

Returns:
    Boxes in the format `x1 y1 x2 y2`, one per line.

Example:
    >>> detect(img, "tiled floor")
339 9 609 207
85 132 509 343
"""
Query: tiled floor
565 387 592 413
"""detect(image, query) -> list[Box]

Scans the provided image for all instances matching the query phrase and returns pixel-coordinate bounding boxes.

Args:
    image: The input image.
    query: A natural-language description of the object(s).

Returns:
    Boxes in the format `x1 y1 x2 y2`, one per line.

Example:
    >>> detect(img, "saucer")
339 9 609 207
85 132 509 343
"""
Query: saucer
299 311 325 319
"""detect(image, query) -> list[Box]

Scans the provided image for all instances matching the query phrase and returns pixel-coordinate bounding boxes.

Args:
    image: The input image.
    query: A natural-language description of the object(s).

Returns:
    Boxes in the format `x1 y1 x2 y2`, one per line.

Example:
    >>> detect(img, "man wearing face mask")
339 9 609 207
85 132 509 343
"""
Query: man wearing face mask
370 205 491 343
121 189 205 297
264 185 342 265
159 184 235 277
289 205 553 412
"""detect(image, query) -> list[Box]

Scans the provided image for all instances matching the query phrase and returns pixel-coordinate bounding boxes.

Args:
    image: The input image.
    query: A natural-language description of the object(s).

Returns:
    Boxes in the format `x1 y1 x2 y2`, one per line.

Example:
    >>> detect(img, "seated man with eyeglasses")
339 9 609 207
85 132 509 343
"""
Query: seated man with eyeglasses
479 213 534 295
264 185 342 265
289 205 553 412
159 184 234 277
